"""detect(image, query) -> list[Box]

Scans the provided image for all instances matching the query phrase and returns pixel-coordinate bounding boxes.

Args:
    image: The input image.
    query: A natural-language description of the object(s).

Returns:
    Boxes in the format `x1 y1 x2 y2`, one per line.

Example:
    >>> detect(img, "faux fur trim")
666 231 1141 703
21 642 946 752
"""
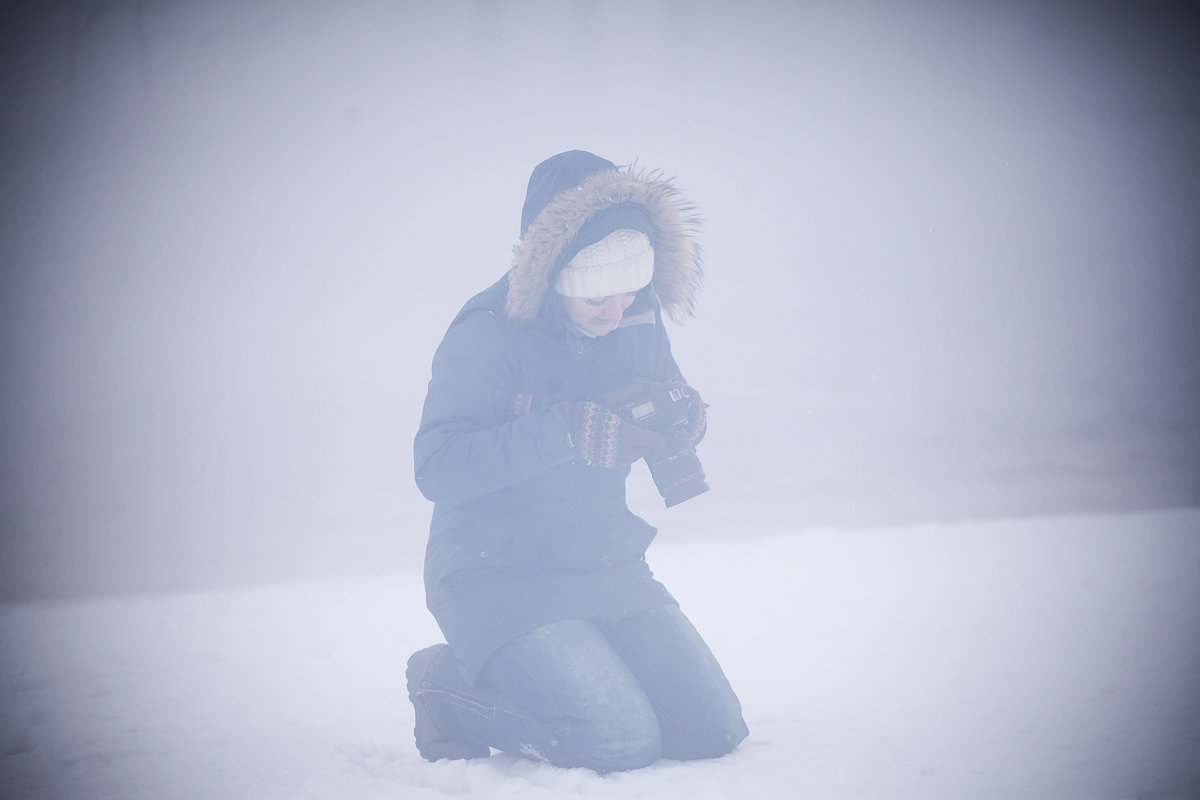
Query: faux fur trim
506 165 703 324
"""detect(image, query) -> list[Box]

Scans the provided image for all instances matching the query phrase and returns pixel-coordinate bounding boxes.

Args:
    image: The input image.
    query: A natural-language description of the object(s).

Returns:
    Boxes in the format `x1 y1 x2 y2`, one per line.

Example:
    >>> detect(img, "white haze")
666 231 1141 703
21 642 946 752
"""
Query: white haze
0 6 1196 595
1 2 1198 798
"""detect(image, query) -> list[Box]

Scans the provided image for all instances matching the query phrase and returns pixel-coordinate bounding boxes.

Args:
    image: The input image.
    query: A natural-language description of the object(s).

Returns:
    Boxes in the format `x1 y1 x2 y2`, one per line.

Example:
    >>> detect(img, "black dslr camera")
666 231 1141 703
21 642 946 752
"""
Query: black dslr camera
606 382 709 507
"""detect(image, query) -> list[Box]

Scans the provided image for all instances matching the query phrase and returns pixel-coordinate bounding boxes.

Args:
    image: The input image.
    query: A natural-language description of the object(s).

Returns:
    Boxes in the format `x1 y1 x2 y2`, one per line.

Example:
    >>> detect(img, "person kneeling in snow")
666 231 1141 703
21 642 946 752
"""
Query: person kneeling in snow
407 150 748 772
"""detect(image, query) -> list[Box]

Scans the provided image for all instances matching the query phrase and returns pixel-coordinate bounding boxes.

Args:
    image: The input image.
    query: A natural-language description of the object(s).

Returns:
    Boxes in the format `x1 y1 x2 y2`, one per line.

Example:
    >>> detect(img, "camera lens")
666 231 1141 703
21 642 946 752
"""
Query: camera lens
662 476 710 507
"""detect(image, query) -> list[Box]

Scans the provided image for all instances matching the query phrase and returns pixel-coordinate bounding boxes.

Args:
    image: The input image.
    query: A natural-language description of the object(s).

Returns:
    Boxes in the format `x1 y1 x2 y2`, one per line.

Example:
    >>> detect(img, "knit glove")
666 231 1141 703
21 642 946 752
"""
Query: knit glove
683 385 707 443
553 401 666 469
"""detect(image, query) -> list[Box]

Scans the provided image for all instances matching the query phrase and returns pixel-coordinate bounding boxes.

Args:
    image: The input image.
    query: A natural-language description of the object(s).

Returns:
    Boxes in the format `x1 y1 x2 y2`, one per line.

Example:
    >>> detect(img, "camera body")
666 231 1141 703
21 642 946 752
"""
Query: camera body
606 382 709 507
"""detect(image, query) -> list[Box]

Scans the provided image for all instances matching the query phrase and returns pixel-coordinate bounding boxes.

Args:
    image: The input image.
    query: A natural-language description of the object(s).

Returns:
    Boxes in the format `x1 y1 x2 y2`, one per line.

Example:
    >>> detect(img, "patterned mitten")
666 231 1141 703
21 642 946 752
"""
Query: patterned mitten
553 401 666 469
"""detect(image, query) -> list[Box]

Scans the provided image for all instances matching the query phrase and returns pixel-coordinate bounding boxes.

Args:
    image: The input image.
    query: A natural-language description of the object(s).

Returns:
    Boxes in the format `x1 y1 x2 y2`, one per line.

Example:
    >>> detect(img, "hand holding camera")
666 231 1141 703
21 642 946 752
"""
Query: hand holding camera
554 400 667 469
555 382 710 506
602 381 711 507
682 385 707 443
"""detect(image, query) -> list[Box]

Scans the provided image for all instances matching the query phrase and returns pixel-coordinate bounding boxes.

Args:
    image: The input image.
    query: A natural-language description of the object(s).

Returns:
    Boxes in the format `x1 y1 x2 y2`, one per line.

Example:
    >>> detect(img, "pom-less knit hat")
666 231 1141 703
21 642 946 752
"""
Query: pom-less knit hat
507 150 703 324
554 229 654 298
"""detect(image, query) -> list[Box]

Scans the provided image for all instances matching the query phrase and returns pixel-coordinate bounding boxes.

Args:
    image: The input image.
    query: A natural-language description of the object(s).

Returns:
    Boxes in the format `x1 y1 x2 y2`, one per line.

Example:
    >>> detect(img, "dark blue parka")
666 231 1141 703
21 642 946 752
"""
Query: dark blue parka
414 151 704 682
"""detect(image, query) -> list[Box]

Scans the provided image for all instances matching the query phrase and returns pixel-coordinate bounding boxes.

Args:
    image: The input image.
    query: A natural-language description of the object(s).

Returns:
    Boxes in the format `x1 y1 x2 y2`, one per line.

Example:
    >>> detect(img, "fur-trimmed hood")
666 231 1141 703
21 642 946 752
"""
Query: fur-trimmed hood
506 151 703 325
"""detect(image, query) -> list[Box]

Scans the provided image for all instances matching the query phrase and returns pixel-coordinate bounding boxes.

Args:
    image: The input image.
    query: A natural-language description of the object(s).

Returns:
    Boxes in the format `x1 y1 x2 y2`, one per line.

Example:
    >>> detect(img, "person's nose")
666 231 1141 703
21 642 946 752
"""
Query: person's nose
597 299 624 320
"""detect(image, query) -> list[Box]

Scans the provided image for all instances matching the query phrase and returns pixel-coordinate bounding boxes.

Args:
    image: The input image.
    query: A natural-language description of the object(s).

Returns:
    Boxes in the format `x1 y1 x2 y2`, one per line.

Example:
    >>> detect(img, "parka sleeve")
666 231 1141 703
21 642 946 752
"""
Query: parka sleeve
649 306 707 444
642 300 687 385
413 310 573 505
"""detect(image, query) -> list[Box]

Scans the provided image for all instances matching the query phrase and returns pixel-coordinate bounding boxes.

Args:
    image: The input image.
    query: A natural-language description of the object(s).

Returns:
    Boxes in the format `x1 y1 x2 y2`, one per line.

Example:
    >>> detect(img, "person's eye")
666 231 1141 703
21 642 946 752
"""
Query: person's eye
586 298 606 307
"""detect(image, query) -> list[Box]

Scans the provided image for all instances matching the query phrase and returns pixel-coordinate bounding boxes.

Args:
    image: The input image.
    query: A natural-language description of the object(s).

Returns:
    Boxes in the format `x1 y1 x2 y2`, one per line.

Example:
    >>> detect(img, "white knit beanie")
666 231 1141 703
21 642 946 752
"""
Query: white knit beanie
554 229 654 298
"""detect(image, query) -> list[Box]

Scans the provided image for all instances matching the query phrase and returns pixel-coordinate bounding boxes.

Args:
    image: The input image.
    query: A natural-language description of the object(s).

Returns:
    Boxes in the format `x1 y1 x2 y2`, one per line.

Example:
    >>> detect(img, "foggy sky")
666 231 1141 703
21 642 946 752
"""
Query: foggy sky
2 0 1198 601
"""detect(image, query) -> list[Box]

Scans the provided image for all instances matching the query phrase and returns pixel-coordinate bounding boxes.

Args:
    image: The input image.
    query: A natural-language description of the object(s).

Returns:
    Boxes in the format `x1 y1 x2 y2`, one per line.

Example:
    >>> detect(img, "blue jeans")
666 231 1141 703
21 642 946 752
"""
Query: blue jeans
421 604 748 772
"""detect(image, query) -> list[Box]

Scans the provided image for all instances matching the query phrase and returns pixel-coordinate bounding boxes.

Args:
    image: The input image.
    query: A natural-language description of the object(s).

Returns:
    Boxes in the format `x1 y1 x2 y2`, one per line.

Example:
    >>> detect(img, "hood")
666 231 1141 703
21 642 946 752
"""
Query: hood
506 151 703 325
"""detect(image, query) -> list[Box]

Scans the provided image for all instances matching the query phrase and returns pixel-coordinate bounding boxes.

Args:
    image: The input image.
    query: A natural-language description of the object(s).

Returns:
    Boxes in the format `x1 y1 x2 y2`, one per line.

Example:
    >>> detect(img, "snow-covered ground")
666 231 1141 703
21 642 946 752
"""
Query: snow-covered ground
3 509 1199 800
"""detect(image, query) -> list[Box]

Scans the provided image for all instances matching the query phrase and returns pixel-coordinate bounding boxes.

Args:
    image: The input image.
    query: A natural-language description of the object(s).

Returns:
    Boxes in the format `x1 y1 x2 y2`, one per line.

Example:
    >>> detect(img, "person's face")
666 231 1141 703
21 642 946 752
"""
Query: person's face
558 292 638 337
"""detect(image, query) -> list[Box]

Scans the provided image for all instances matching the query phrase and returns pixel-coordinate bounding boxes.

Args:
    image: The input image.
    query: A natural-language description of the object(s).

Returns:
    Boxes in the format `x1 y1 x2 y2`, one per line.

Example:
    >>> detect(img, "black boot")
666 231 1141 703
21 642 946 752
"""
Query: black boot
406 644 491 761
